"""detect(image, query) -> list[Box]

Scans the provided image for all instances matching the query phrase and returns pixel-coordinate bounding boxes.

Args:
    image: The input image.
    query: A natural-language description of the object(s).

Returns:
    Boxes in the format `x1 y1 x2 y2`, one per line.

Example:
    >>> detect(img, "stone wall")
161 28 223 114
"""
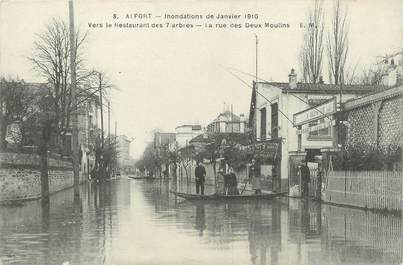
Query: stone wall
0 152 84 201
346 93 403 153
378 97 403 152
0 152 73 169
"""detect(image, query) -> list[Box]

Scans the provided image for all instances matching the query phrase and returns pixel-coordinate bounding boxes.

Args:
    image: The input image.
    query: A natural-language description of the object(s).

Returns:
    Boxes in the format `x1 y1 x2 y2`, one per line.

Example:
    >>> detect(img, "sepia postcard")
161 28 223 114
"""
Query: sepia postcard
0 0 402 264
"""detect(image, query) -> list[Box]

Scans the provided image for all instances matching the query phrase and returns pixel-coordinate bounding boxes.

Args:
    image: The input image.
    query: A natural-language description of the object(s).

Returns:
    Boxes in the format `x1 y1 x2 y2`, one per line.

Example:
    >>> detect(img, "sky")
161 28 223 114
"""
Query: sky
0 0 401 159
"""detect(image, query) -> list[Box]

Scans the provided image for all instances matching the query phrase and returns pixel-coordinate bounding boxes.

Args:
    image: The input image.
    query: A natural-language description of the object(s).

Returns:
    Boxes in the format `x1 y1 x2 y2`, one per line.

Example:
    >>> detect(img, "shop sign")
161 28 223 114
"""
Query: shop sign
301 119 332 134
239 141 281 162
306 95 334 105
294 97 337 126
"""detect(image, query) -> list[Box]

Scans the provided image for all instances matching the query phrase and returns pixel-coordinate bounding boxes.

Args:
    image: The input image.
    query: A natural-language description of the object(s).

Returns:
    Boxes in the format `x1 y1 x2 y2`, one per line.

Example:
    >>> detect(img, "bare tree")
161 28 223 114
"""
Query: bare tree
360 65 384 85
299 0 325 83
327 0 350 85
28 18 99 199
344 62 359 85
28 18 95 153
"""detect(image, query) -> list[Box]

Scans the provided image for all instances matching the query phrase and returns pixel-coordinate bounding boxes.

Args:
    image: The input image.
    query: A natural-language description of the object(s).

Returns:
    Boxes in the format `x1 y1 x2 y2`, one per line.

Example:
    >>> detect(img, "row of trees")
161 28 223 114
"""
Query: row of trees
134 133 254 183
299 0 394 85
1 18 116 198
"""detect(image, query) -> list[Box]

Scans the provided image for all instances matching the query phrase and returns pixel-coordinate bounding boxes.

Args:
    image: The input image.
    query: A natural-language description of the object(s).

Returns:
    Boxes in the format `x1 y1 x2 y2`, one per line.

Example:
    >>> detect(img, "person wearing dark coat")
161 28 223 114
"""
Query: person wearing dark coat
226 167 239 195
195 161 206 195
299 161 310 198
250 159 261 195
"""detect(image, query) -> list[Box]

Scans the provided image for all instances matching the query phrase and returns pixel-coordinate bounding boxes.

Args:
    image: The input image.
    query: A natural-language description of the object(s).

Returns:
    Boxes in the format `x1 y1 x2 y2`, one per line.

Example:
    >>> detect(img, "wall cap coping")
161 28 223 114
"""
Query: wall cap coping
343 85 403 111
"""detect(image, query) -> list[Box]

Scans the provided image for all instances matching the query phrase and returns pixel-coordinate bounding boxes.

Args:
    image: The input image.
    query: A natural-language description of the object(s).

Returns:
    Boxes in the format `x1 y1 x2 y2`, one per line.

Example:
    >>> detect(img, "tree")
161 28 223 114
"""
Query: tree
93 134 118 180
360 65 383 85
299 0 325 83
28 18 98 199
0 78 38 150
28 18 95 153
327 0 350 85
137 142 161 176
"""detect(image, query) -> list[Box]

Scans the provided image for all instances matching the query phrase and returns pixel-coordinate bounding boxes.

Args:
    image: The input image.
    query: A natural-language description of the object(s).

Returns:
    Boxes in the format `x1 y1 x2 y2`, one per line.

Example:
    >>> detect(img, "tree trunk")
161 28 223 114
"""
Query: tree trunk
213 161 217 193
0 119 7 151
40 140 49 200
172 162 177 179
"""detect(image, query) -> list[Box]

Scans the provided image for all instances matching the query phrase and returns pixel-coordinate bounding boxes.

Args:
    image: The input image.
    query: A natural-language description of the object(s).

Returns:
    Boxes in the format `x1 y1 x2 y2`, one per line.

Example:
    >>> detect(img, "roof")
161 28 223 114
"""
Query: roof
189 133 250 146
175 125 202 130
259 82 388 94
211 111 243 123
154 132 176 146
343 85 403 111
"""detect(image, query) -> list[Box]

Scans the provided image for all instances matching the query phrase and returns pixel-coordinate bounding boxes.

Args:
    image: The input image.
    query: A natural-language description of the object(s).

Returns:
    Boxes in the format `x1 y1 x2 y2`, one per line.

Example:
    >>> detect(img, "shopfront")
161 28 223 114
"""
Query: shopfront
242 139 282 192
290 97 338 198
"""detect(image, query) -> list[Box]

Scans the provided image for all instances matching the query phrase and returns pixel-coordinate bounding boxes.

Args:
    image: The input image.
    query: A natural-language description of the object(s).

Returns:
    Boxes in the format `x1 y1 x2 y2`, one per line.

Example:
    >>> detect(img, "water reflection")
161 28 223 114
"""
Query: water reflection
0 179 401 265
195 203 206 237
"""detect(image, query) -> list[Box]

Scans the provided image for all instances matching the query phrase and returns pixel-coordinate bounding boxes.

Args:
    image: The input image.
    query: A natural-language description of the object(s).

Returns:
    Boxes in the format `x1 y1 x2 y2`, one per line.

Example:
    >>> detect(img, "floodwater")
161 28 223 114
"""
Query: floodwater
0 178 401 265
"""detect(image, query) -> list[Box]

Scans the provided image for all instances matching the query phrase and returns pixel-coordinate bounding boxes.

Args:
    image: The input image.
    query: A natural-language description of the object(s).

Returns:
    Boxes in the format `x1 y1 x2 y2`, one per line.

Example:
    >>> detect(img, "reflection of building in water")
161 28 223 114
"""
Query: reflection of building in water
248 203 282 265
195 204 206 237
320 205 402 265
136 181 402 265
287 198 323 265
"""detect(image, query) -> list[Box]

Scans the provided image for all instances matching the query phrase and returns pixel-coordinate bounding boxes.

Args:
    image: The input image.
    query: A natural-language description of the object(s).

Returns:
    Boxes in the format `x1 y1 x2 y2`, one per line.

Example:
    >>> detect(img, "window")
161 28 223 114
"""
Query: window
271 103 278 139
260 107 266 140
307 118 331 139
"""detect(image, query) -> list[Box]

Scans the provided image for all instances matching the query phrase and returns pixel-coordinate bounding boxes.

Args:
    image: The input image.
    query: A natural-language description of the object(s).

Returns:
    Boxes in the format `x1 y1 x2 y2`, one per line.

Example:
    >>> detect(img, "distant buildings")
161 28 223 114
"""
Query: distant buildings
117 135 132 169
154 132 176 148
175 125 202 148
379 53 403 87
77 93 101 176
207 111 247 134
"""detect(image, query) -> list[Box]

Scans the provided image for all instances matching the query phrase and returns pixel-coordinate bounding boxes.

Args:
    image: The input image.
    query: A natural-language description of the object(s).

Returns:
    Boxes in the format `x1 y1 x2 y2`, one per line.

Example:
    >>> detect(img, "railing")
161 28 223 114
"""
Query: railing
323 170 402 212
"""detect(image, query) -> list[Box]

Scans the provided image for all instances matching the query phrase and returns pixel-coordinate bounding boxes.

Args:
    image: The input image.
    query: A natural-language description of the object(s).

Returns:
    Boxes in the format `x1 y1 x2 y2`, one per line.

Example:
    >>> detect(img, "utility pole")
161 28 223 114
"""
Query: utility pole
255 33 258 83
99 73 104 149
69 0 80 193
254 34 259 142
108 100 111 145
231 104 233 133
98 72 105 179
115 120 118 175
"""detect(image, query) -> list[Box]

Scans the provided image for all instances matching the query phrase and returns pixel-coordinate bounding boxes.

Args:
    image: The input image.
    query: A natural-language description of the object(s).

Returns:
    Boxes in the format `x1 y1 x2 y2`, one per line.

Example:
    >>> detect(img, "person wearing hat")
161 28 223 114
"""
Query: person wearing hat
195 160 206 195
250 158 262 195
299 160 310 198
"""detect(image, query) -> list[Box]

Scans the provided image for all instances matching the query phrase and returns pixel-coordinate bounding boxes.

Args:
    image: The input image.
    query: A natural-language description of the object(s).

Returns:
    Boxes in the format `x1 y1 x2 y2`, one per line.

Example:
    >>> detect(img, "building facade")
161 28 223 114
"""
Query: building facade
117 134 134 171
174 125 202 148
250 69 387 191
207 111 247 134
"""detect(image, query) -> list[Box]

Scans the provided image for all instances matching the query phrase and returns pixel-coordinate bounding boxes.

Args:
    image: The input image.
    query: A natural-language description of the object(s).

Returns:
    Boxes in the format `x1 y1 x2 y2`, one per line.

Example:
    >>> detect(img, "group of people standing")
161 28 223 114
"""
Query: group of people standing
194 161 240 195
194 158 263 196
194 158 316 200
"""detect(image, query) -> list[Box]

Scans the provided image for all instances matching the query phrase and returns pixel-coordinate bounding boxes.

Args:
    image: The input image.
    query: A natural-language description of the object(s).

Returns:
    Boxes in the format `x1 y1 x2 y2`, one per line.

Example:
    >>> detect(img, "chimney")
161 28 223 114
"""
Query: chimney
240 114 245 133
203 127 208 139
288 68 297 89
386 68 397 87
318 76 324 84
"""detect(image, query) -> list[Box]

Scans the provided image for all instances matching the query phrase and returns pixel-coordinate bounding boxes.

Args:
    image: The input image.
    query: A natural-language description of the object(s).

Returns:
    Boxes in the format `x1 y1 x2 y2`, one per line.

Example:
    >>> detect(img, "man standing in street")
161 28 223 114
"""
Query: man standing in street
299 160 310 198
195 161 206 195
250 158 262 195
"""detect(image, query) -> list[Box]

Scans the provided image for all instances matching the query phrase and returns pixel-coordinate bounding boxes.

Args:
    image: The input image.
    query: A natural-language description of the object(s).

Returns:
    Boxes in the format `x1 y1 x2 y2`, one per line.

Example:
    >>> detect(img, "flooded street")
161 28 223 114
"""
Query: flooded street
0 178 401 265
